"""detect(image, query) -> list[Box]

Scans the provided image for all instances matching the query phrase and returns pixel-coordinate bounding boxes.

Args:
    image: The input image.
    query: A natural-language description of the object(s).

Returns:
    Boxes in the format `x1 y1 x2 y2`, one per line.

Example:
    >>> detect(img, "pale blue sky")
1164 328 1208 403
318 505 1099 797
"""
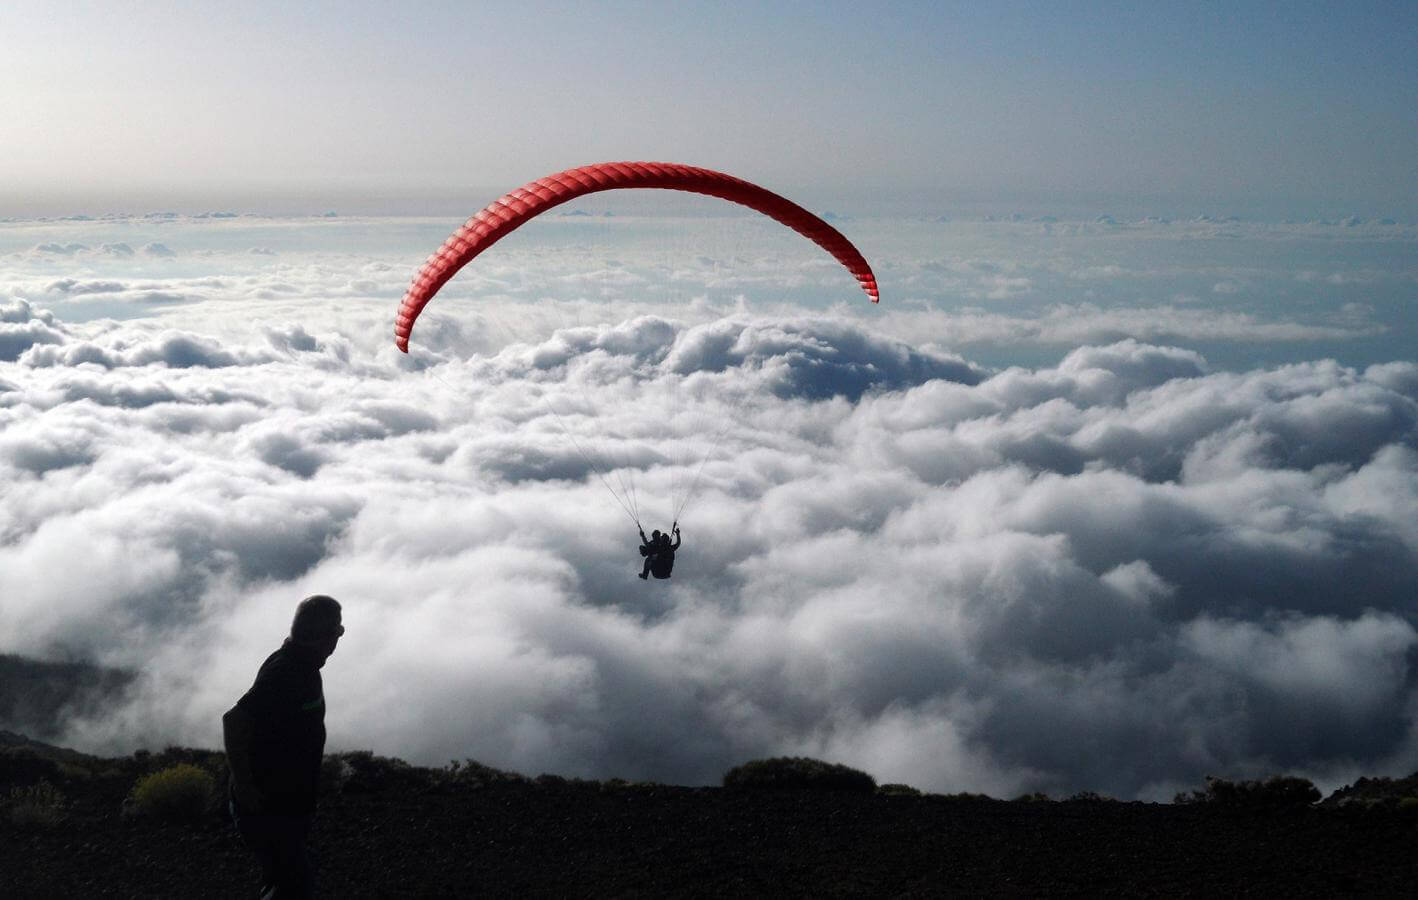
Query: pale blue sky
3 1 1415 218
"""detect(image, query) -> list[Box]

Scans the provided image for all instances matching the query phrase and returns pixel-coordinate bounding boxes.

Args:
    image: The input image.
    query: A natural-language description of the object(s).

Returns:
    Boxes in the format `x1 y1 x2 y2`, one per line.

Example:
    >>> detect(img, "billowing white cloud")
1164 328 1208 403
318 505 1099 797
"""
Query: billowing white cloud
1 215 1416 801
1 299 68 360
33 242 89 256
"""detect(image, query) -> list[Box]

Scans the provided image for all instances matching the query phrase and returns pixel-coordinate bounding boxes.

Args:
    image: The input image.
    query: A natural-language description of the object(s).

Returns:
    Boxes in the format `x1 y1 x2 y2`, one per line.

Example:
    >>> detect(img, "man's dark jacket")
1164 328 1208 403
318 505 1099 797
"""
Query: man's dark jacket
234 640 326 815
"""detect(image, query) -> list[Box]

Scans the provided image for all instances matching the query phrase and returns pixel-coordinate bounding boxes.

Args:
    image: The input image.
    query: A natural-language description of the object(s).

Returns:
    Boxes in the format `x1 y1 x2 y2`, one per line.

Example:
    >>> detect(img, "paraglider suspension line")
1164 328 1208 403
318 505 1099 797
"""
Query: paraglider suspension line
539 394 644 531
670 387 744 525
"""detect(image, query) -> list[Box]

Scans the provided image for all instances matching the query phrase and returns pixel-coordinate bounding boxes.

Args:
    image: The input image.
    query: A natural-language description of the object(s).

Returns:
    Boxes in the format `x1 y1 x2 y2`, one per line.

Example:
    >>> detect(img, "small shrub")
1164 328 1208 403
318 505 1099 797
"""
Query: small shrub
1067 791 1114 803
1013 792 1051 803
0 747 62 788
878 783 921 798
723 757 876 793
940 791 995 801
536 773 600 790
599 778 660 793
331 751 427 794
320 755 356 795
128 763 217 823
7 779 66 828
1175 775 1319 809
157 746 228 780
443 758 525 789
55 761 95 782
1321 773 1418 809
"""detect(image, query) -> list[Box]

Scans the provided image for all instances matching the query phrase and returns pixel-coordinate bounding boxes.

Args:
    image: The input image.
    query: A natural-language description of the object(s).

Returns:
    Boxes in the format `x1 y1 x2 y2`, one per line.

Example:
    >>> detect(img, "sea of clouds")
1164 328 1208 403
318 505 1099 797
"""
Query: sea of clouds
1 212 1415 799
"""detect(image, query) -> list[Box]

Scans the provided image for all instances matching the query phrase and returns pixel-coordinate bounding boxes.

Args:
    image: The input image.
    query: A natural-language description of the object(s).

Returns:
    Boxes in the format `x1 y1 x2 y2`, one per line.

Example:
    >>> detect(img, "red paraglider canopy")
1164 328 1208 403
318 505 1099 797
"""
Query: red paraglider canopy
394 161 879 351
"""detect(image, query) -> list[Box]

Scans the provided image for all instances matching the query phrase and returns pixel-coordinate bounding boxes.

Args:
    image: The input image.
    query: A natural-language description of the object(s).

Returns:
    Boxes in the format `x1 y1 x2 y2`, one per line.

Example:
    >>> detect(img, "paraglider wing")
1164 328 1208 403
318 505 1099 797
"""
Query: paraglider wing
394 161 880 351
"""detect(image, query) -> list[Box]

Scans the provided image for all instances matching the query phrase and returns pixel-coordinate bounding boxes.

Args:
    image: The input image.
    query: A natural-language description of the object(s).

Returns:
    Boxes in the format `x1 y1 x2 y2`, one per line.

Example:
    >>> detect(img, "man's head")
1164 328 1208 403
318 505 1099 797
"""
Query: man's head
652 530 661 540
290 594 343 665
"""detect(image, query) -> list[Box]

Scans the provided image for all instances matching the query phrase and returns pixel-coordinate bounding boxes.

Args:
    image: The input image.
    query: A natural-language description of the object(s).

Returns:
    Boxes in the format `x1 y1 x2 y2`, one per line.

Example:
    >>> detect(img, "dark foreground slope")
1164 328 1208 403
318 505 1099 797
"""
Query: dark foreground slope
3 747 1417 898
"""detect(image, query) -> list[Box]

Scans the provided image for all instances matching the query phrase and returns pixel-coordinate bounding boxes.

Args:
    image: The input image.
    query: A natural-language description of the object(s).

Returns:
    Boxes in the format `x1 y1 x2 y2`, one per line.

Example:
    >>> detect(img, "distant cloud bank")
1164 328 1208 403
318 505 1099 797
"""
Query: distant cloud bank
1 216 1415 799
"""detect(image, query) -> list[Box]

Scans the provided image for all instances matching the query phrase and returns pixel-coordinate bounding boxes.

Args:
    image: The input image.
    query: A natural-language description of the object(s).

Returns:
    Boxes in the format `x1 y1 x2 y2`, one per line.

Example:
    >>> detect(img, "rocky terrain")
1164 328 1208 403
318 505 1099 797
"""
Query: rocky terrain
3 736 1417 898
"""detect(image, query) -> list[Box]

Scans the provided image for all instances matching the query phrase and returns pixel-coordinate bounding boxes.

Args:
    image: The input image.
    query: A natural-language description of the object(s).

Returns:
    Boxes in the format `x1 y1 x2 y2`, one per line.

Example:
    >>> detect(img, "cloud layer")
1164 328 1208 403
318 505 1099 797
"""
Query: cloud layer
1 215 1416 800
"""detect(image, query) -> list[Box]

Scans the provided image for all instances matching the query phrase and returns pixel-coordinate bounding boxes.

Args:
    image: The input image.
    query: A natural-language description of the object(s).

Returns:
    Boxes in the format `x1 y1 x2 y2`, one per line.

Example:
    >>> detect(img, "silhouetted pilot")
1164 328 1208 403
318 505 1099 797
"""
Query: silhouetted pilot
638 525 681 579
224 594 343 900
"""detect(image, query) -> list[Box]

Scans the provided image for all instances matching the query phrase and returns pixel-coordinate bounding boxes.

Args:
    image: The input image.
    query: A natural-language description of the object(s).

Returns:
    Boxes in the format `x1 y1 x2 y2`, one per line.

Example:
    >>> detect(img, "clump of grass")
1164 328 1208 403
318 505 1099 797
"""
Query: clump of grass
127 763 217 823
1175 775 1319 809
7 779 66 828
723 757 876 793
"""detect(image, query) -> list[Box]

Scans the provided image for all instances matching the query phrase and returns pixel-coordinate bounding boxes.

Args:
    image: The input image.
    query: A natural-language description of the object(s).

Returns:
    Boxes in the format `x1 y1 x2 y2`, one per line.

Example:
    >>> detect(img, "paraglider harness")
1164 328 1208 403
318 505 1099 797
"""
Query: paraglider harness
639 525 680 579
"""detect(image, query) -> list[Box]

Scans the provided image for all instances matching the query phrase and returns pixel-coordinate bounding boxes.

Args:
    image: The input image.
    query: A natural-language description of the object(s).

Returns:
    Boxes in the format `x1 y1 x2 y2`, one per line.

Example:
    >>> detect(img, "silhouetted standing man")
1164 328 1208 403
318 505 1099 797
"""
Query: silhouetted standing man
224 594 343 899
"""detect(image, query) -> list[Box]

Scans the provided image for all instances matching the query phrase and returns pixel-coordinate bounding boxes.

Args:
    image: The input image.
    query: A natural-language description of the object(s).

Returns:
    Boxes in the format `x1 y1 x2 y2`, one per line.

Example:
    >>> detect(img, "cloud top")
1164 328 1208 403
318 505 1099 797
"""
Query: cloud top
1 215 1416 799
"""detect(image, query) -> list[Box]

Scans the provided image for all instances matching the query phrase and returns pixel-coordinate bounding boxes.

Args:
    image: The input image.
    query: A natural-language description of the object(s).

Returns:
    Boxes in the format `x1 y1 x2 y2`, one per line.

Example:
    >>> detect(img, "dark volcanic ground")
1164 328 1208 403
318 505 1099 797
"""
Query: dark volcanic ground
3 746 1417 898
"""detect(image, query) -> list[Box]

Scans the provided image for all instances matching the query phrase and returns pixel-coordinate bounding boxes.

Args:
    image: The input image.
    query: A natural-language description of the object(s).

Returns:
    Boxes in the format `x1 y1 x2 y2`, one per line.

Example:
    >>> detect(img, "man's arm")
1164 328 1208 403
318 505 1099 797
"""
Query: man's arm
671 530 681 550
222 704 264 812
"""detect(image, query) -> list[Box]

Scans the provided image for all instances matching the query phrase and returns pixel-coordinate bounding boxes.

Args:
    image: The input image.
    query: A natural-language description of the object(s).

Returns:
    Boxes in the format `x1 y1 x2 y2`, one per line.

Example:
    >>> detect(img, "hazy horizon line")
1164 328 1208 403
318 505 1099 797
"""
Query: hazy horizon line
5 182 1413 223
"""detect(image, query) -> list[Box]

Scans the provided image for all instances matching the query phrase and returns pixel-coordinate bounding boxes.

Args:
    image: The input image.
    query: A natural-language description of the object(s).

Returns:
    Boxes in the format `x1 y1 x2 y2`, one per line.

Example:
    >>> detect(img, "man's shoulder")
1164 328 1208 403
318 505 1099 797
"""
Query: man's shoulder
247 645 317 693
256 644 298 676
